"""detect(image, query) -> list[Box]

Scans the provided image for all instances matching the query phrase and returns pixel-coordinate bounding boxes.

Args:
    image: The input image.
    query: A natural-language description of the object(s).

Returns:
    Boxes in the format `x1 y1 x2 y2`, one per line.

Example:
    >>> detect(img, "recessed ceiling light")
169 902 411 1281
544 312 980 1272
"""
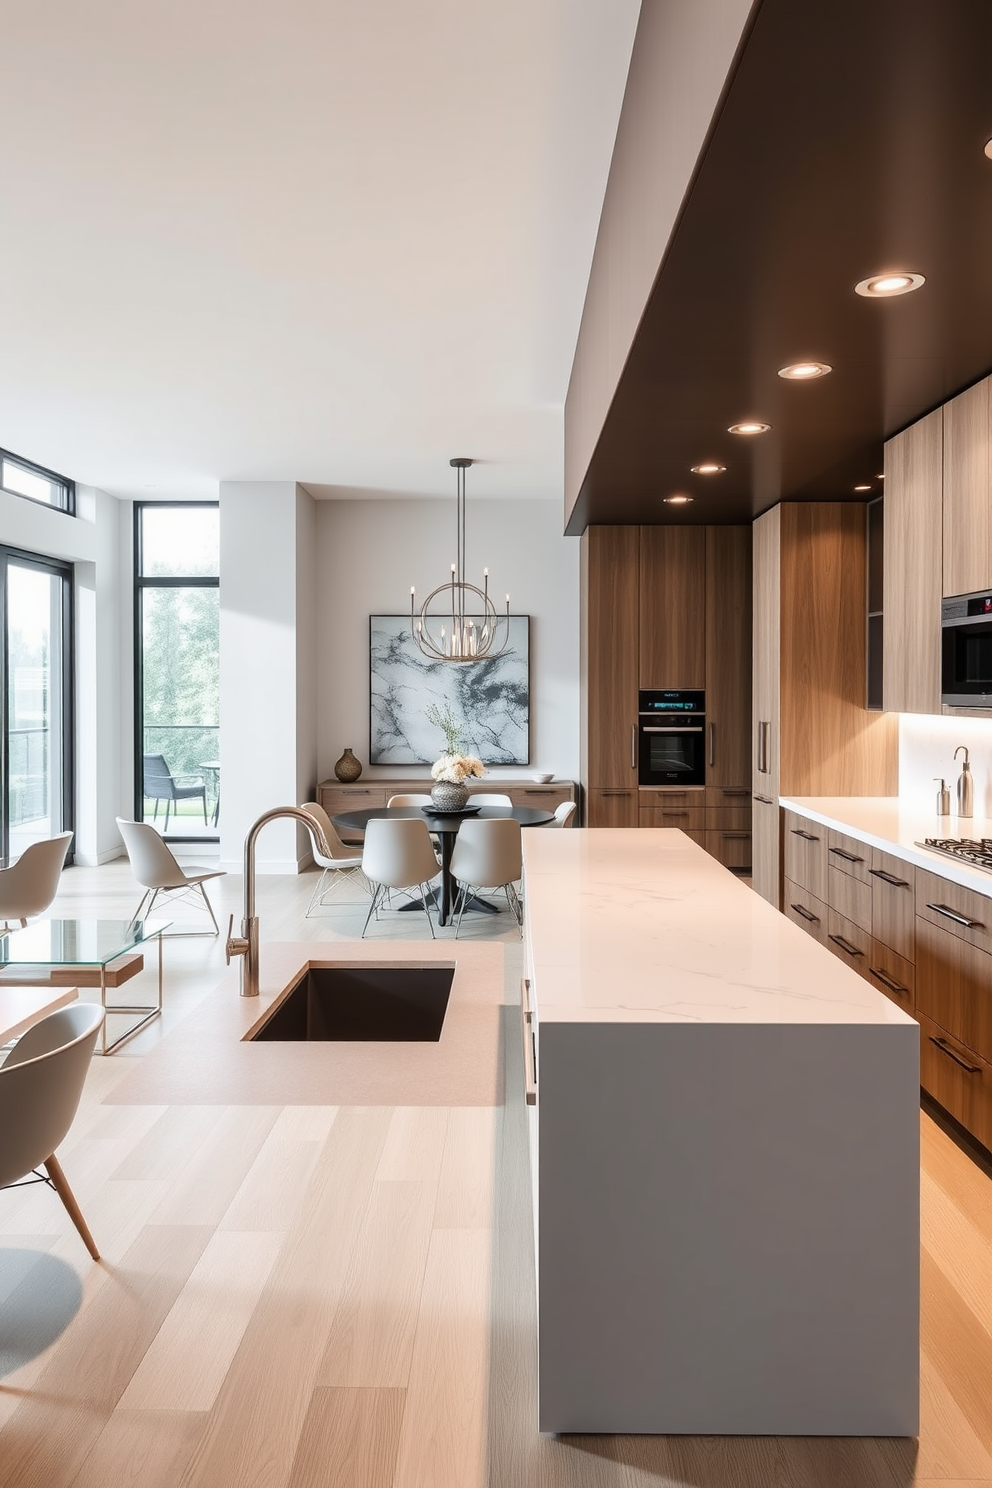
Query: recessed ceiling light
854 484 872 492
985 137 992 160
664 494 693 505
854 271 925 298
690 463 726 475
778 361 832 380
728 421 771 436
876 473 885 480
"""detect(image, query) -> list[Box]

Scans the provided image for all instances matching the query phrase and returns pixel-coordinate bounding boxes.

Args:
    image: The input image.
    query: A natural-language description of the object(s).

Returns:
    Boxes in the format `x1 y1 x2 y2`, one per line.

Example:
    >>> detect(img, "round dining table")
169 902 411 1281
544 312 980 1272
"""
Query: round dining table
332 803 554 927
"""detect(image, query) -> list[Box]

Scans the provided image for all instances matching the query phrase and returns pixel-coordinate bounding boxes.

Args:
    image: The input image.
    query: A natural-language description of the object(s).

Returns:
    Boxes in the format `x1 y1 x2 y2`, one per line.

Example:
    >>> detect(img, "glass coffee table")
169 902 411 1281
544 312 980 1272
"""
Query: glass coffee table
0 919 171 1054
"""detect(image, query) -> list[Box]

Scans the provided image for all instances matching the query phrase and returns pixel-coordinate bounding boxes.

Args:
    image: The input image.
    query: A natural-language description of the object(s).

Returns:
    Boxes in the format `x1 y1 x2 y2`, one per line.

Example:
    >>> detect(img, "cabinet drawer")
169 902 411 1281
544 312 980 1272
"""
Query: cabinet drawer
317 785 388 815
916 912 992 1063
826 908 870 976
782 811 828 899
508 786 573 810
784 878 828 945
828 864 872 932
919 1008 992 1152
869 849 916 960
826 828 870 884
705 785 752 808
705 829 751 871
917 868 992 955
638 789 704 807
705 805 752 831
587 789 638 828
868 939 916 1012
639 806 708 830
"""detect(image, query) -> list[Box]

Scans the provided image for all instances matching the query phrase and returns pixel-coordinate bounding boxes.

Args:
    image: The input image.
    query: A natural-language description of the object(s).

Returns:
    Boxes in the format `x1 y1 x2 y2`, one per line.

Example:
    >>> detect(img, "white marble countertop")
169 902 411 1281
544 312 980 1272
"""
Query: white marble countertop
782 795 992 896
521 829 913 1027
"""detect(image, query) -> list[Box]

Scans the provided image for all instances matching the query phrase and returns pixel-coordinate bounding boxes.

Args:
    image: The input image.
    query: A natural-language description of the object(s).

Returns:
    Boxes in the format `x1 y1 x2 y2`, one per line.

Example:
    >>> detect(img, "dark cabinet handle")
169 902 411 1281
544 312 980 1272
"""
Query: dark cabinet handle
790 828 820 842
757 720 770 774
721 788 751 797
661 810 688 818
708 723 715 767
869 966 910 995
754 794 774 805
722 831 751 840
829 933 864 958
829 847 864 864
930 1036 982 1074
631 724 637 770
869 868 910 888
926 902 984 930
790 902 819 924
601 790 632 797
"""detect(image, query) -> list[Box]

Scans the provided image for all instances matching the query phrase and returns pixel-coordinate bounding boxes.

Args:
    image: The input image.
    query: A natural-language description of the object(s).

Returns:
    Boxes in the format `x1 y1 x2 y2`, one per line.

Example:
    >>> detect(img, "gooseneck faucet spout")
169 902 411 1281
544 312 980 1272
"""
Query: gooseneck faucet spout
226 805 333 997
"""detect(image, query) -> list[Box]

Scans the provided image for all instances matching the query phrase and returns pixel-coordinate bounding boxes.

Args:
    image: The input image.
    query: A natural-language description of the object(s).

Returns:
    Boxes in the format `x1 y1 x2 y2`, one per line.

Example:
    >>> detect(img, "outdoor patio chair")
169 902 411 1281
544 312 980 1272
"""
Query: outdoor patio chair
142 753 207 830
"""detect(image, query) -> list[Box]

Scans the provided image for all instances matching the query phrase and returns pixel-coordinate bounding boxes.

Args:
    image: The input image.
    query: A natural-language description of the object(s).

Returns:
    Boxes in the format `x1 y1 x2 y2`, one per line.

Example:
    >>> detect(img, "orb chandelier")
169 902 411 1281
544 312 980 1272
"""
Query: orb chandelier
410 457 510 663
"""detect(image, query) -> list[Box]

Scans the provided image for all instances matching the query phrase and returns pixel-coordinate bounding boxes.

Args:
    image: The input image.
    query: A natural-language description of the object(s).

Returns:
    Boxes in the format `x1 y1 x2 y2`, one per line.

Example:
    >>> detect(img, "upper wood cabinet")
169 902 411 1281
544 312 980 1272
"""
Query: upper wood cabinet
638 527 706 688
943 376 992 599
581 526 639 793
705 526 752 790
883 408 942 714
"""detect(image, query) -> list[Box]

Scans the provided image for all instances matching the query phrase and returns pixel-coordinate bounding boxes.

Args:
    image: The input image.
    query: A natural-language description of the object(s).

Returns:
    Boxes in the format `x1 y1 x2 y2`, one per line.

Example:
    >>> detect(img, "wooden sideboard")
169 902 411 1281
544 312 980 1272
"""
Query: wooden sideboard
317 777 578 839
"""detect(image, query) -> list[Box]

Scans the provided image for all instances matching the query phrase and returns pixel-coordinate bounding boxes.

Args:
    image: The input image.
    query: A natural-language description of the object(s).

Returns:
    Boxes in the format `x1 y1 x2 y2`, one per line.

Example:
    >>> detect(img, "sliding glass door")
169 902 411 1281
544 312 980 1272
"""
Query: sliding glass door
0 548 73 866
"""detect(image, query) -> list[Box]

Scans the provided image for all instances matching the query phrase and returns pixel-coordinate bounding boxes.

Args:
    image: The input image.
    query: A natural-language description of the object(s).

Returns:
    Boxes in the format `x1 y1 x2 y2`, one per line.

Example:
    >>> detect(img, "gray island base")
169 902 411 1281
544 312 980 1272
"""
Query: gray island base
522 829 920 1436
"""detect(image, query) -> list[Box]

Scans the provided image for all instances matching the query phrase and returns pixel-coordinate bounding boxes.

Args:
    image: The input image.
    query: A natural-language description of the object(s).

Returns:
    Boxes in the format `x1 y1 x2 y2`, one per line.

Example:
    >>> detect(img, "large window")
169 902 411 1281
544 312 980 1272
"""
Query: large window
135 504 219 841
0 548 73 866
0 448 75 514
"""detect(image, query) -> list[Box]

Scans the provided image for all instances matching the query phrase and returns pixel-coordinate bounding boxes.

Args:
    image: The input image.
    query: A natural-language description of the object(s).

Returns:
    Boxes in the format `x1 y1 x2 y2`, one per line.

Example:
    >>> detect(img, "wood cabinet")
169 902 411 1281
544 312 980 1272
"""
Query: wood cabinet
705 526 752 791
751 504 897 906
582 523 751 858
867 940 915 1012
883 408 943 713
782 809 828 900
638 526 705 688
943 375 992 599
316 778 578 840
581 527 639 813
869 849 915 960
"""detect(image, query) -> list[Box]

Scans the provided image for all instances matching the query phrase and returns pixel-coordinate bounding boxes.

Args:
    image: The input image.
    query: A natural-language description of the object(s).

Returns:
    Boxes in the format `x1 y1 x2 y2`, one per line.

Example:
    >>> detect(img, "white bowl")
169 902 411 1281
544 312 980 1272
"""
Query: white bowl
532 771 554 783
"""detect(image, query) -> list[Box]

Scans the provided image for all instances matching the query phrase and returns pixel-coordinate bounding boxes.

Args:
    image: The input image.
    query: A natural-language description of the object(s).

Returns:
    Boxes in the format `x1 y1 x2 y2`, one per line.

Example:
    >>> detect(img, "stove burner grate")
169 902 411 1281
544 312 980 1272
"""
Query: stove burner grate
918 836 992 870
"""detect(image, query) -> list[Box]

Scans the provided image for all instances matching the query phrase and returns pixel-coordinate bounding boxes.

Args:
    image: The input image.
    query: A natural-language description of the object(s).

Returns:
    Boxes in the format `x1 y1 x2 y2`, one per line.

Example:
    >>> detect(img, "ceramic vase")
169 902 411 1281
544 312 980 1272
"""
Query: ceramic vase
334 747 363 783
430 780 469 811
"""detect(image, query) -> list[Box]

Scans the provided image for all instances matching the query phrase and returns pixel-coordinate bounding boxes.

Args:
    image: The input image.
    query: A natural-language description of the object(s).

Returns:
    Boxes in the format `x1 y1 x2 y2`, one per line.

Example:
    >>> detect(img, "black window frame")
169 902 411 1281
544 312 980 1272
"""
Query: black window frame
133 501 220 843
0 545 74 868
0 448 76 516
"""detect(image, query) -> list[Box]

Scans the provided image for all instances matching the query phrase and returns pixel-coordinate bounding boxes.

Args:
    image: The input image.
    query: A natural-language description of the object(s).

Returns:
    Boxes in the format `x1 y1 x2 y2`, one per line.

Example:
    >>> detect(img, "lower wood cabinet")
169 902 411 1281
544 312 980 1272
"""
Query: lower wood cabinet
783 878 828 945
916 914 992 1067
587 788 638 828
639 806 707 830
705 829 751 871
867 939 915 1012
826 908 870 973
918 1008 992 1152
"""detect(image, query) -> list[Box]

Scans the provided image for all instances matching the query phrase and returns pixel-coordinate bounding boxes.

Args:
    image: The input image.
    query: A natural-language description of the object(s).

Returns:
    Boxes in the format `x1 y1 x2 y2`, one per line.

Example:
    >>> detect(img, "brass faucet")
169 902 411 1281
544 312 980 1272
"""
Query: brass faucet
226 805 333 997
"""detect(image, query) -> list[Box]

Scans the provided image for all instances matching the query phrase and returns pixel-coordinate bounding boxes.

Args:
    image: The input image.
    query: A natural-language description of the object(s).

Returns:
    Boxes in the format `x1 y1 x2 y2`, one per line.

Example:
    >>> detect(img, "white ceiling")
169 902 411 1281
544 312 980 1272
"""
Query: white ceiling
0 0 640 504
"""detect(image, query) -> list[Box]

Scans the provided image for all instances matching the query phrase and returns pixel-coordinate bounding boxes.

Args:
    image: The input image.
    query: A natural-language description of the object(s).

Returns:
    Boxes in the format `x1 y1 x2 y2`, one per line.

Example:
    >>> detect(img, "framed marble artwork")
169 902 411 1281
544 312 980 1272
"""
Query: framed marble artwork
369 614 530 765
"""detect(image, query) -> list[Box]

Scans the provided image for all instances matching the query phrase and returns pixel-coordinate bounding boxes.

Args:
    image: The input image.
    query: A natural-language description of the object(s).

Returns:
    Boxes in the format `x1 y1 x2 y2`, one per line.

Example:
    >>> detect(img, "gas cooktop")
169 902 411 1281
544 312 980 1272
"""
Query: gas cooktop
916 837 992 873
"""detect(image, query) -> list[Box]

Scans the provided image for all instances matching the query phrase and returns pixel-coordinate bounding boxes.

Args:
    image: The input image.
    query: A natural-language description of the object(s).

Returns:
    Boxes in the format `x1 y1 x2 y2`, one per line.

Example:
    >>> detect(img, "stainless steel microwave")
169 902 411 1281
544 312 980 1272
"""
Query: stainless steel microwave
942 590 992 706
637 690 706 787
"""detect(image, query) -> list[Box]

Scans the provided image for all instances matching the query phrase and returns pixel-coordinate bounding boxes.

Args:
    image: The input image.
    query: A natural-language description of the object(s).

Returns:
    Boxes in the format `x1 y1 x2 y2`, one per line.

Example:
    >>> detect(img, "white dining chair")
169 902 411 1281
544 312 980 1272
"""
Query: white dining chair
0 832 73 929
300 801 368 913
116 818 225 935
387 793 432 808
361 818 441 939
548 801 577 828
469 793 513 808
449 817 523 936
0 1003 106 1258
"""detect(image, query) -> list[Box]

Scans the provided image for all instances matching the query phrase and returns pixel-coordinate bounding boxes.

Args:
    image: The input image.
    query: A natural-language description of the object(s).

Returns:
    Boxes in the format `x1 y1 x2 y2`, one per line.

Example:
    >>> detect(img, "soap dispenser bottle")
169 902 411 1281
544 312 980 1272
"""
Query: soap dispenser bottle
935 778 951 817
955 745 974 819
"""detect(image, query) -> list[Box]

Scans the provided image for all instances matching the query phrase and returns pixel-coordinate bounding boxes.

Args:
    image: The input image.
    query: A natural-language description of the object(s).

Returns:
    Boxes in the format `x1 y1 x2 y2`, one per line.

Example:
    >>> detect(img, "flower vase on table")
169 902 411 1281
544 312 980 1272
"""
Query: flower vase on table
430 753 485 812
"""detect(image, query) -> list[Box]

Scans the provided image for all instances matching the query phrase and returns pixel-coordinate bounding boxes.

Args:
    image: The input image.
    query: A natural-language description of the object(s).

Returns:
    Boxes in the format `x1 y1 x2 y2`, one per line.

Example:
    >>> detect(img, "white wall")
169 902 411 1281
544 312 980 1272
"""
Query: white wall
315 498 580 782
899 712 992 818
220 481 318 873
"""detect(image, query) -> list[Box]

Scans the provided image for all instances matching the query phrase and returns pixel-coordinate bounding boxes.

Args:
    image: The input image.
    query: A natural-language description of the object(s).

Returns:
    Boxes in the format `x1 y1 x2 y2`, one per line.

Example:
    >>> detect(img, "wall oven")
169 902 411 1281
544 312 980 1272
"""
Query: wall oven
942 591 992 707
637 690 706 788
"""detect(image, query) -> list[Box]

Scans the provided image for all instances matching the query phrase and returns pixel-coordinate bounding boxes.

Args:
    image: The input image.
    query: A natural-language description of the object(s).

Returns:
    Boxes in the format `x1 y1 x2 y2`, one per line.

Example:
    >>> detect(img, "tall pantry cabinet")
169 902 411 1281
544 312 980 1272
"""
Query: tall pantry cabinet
581 524 752 867
752 503 899 906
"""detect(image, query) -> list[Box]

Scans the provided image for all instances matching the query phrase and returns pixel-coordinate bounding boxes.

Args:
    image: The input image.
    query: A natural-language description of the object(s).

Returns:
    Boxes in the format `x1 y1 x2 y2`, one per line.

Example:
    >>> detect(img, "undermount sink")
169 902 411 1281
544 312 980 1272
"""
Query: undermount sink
248 964 454 1042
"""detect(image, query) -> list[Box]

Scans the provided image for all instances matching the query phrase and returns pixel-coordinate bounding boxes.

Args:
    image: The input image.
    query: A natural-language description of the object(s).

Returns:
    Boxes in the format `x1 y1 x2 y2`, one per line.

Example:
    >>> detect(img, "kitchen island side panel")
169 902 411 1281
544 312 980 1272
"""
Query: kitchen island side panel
537 1019 920 1436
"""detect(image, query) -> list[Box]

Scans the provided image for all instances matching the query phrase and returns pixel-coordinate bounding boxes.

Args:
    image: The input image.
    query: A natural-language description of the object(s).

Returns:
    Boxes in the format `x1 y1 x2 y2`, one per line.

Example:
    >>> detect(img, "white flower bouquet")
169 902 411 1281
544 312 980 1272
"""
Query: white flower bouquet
431 753 485 784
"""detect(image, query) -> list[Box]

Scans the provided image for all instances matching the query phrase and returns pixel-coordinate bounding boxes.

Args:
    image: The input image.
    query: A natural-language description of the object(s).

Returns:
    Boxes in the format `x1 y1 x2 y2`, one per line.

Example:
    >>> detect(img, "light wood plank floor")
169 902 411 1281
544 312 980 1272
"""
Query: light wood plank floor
1 859 991 1485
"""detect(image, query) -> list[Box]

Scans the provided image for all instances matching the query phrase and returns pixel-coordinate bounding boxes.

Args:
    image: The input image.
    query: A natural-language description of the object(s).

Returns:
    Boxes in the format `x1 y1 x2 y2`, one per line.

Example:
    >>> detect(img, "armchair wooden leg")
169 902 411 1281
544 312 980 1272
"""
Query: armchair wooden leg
44 1154 100 1261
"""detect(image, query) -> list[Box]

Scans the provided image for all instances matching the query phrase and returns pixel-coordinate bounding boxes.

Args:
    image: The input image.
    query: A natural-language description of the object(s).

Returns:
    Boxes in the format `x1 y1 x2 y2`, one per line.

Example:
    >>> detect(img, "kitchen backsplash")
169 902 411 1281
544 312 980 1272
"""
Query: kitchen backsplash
899 712 992 818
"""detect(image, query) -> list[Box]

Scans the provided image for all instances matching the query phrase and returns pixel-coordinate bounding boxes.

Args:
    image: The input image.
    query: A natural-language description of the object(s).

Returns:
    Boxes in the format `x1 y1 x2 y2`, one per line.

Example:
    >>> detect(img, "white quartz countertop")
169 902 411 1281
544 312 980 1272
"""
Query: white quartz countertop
521 829 913 1027
782 795 992 896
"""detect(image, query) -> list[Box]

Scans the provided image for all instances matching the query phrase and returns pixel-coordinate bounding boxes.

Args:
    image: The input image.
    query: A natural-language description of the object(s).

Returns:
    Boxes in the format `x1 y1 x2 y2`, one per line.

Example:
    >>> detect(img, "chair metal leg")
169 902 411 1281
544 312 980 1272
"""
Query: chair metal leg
306 868 329 917
44 1154 99 1261
130 888 152 924
361 883 384 938
420 883 436 939
454 878 469 938
197 881 220 934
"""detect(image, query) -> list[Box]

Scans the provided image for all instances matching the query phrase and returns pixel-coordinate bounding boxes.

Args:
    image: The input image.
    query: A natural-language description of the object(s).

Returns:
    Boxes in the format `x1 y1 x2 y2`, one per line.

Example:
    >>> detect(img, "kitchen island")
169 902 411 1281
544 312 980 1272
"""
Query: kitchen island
521 827 920 1436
